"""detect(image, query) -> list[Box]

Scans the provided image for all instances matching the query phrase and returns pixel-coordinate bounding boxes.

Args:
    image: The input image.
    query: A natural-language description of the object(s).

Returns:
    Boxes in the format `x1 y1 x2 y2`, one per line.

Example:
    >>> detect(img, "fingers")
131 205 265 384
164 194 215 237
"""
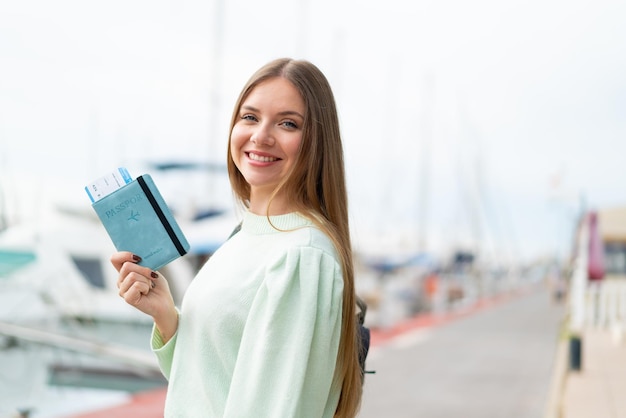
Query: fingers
120 275 153 306
117 261 157 292
117 268 162 309
110 251 142 272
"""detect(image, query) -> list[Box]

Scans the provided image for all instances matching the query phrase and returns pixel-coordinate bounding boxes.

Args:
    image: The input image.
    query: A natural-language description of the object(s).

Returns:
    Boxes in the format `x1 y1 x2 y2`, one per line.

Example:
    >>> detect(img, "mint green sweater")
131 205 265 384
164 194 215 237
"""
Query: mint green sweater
152 211 343 417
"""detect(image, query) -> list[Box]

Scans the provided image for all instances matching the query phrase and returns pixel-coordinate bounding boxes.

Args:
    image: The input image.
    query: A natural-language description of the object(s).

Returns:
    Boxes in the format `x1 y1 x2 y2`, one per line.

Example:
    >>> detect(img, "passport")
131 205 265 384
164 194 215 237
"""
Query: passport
91 174 190 270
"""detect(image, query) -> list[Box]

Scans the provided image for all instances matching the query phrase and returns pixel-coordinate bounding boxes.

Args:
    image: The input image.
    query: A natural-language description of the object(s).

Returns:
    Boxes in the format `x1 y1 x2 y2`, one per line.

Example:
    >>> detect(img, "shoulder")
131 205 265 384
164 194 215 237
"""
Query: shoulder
291 224 338 260
263 231 344 302
256 226 340 279
238 211 339 259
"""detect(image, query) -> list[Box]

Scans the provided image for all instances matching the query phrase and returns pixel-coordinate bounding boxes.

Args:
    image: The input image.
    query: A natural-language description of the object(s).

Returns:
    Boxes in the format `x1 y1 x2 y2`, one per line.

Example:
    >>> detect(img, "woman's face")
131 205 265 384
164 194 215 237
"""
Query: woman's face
230 77 305 207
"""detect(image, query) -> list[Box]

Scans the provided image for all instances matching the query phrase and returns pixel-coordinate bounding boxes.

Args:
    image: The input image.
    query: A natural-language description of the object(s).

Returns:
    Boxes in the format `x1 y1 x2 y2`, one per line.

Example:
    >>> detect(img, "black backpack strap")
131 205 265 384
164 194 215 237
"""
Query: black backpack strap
357 296 375 378
228 222 242 240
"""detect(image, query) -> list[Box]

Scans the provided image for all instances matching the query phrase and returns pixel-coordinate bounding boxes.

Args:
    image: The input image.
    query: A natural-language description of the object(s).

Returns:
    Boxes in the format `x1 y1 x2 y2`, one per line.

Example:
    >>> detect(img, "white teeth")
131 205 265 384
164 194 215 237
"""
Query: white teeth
249 152 278 163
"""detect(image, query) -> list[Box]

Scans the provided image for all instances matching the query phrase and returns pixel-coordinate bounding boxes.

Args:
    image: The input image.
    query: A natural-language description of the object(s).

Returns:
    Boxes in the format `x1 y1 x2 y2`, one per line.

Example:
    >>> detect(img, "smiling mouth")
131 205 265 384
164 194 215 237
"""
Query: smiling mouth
248 152 279 163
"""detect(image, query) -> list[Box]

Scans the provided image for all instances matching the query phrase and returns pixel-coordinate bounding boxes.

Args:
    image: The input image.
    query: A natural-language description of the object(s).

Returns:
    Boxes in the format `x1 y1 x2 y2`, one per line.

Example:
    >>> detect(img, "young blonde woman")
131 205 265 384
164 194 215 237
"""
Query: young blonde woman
112 58 363 417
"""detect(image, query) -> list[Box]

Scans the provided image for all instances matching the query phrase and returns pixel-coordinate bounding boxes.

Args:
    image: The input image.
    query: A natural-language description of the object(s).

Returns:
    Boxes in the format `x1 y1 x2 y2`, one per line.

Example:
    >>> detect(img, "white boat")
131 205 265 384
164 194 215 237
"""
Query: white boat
0 179 238 417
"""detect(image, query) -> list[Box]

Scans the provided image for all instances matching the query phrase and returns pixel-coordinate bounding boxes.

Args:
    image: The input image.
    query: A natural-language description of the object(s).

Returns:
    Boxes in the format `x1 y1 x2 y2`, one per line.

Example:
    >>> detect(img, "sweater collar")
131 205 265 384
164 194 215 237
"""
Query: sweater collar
241 211 312 235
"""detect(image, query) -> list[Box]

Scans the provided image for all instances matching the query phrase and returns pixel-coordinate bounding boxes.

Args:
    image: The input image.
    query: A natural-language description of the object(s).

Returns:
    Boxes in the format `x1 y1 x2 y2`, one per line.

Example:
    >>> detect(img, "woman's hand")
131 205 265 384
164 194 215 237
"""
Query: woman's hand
111 251 179 343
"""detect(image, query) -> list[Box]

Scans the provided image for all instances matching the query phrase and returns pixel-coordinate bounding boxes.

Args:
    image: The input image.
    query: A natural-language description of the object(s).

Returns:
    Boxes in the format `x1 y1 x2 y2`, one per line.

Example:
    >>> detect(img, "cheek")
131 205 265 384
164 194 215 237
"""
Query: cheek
229 127 246 163
284 136 303 162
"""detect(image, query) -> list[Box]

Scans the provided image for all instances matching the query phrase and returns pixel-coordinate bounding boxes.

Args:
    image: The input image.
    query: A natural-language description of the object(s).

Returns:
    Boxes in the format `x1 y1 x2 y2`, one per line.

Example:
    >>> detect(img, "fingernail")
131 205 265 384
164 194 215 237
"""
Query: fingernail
132 254 142 262
151 271 158 279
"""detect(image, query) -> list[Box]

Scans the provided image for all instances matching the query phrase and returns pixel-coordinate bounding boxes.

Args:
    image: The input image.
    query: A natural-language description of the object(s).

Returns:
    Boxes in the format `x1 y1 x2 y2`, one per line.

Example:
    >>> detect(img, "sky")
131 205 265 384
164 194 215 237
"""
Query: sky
1 0 625 264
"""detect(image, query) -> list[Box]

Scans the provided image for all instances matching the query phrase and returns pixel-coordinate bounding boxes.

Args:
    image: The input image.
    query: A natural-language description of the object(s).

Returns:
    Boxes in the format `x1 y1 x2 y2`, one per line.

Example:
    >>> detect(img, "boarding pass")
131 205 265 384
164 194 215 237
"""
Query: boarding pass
85 167 133 203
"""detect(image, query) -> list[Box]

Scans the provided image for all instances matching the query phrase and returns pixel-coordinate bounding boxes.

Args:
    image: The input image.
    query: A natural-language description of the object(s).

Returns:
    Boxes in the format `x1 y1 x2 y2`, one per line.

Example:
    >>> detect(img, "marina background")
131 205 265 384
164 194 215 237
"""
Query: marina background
1 0 626 417
2 0 625 261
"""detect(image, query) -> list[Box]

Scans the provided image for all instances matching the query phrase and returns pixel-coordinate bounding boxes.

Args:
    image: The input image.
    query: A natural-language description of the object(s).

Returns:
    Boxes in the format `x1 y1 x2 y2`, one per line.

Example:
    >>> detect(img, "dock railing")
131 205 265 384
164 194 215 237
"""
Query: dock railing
584 277 626 330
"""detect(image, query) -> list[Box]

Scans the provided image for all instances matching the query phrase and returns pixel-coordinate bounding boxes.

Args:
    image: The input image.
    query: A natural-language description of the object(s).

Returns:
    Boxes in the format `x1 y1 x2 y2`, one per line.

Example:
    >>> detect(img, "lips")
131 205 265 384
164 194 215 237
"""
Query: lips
247 151 280 163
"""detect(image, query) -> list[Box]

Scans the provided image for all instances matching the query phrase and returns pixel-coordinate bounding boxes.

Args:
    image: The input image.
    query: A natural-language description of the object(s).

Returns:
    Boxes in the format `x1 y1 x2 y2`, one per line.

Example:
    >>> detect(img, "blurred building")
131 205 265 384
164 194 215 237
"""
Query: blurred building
598 206 626 278
569 205 626 331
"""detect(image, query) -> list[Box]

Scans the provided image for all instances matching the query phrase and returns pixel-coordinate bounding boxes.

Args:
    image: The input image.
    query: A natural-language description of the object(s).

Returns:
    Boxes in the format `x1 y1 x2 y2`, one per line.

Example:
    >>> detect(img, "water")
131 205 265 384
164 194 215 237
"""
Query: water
0 318 164 418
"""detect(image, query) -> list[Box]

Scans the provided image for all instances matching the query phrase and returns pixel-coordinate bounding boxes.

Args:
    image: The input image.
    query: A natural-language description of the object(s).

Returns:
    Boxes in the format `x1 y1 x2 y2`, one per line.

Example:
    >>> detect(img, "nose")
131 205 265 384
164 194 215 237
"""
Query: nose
250 122 274 146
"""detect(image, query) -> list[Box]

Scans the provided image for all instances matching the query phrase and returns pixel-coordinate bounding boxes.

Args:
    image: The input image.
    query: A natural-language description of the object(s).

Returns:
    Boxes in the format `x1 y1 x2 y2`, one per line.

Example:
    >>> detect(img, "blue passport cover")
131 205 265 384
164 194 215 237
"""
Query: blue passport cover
92 174 190 270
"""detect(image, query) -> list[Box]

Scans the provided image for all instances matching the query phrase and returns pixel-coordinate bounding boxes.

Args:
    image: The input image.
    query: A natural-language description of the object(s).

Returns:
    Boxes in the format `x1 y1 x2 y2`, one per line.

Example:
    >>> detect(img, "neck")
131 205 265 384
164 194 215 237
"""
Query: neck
248 190 294 216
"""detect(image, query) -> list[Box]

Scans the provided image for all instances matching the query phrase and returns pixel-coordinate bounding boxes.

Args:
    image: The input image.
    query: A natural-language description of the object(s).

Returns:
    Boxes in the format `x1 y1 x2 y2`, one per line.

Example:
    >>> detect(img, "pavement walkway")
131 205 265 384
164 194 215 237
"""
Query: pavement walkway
68 286 626 418
550 328 626 418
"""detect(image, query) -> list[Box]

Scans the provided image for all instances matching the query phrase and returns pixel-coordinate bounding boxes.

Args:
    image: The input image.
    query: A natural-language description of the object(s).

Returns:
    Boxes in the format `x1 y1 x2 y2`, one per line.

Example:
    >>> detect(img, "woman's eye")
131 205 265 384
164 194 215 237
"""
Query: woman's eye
241 114 257 122
282 120 298 129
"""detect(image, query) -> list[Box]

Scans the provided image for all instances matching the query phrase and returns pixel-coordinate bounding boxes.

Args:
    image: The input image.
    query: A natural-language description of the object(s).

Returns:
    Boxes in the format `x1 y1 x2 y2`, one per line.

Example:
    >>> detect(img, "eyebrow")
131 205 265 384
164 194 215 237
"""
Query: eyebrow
241 105 304 120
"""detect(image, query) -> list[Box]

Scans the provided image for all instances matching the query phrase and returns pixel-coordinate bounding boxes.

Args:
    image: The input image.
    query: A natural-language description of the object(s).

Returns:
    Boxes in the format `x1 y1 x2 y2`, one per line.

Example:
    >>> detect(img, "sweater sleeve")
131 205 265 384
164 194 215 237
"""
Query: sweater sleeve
150 314 179 380
222 245 344 418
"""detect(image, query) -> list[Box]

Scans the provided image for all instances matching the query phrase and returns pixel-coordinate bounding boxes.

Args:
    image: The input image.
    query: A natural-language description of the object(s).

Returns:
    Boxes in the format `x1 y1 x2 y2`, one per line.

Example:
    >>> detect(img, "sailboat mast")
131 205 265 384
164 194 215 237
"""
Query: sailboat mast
206 0 224 207
418 75 434 253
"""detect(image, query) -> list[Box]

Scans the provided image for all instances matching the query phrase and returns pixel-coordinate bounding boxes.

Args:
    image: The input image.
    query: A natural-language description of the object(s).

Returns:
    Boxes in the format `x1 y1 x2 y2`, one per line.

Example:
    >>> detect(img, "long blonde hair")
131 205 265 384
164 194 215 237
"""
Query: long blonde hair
227 58 362 417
